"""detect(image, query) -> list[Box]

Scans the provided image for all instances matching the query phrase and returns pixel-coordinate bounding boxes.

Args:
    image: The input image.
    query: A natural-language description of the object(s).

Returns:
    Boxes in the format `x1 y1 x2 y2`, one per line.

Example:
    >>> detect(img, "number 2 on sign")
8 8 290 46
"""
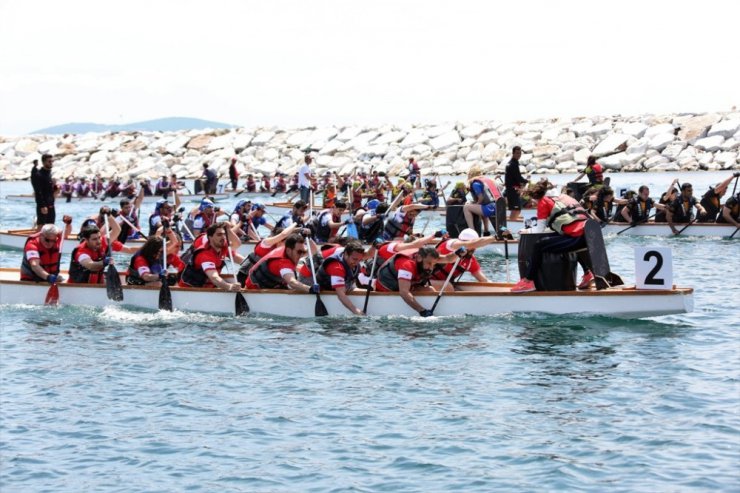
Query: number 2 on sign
635 247 673 290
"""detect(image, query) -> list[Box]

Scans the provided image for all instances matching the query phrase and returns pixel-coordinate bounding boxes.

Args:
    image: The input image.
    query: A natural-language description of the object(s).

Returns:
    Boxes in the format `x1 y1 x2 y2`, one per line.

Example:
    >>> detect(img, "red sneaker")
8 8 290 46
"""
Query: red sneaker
578 271 594 289
511 279 536 293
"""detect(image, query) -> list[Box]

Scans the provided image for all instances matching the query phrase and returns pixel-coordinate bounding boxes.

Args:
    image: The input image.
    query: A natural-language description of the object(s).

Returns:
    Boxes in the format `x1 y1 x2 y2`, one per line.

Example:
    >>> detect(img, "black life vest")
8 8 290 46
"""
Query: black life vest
20 234 61 282
237 249 263 285
125 250 162 285
117 211 138 243
310 210 335 243
180 236 223 287
377 253 431 291
358 214 384 242
382 212 415 240
671 196 696 223
315 249 358 290
68 244 105 284
699 189 721 222
716 195 740 223
629 197 653 222
247 247 293 289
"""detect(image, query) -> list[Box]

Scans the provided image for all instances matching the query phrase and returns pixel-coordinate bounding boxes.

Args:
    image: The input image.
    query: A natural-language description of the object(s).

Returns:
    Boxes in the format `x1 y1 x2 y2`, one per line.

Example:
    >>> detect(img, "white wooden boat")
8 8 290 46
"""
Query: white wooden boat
4 193 231 204
0 269 693 319
0 228 257 256
508 220 739 238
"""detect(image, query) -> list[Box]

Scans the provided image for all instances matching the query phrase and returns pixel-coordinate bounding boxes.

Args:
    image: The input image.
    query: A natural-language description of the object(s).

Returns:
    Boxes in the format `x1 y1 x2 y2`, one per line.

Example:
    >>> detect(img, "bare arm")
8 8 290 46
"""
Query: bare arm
284 272 311 293
621 205 632 223
722 206 740 227
399 279 426 313
205 269 241 291
336 287 364 315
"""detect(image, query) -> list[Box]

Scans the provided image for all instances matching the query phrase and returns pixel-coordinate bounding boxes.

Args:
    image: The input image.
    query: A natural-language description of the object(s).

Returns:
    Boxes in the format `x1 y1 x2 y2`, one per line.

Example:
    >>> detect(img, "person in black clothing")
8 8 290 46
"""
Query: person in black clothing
666 182 707 234
228 157 239 191
620 185 667 224
504 146 528 221
697 173 737 222
199 163 218 194
31 154 56 230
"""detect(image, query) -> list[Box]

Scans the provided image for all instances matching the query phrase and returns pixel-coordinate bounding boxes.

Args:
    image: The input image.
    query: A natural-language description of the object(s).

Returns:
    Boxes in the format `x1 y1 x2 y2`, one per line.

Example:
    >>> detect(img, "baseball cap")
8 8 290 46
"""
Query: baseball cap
458 228 479 241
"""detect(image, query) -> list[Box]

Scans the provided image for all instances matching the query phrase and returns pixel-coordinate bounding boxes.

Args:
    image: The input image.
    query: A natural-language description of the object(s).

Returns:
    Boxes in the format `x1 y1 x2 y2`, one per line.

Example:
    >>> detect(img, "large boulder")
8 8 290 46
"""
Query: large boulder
693 135 725 152
708 119 740 139
648 133 675 151
661 142 687 160
186 134 212 150
619 122 648 138
676 113 721 142
399 130 428 148
14 139 39 156
644 123 675 139
592 134 629 155
251 131 276 146
373 131 407 145
582 122 612 137
429 131 461 151
460 123 487 139
532 144 560 157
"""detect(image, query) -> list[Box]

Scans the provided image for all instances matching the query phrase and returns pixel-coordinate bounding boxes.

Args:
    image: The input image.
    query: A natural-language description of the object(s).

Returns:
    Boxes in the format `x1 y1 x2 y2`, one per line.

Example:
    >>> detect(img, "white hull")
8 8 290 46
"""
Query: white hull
509 220 739 238
0 269 693 319
5 193 231 204
0 229 256 256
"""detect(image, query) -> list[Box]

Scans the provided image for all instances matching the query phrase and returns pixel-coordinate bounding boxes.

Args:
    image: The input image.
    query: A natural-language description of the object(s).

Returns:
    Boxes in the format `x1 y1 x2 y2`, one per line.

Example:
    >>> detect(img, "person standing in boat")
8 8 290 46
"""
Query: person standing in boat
179 223 243 291
298 154 313 204
199 163 218 195
666 183 707 234
21 215 73 284
228 157 239 191
464 166 499 236
244 233 318 293
407 157 421 187
621 186 667 224
698 173 738 222
315 240 366 316
68 219 122 284
504 146 528 222
511 180 594 293
716 190 740 227
374 244 440 317
31 154 56 229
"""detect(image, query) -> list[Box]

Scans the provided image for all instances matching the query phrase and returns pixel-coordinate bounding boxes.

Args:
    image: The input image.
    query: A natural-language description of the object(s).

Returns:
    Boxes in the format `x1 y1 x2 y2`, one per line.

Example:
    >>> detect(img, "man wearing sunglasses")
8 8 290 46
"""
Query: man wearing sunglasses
21 216 73 283
245 233 319 293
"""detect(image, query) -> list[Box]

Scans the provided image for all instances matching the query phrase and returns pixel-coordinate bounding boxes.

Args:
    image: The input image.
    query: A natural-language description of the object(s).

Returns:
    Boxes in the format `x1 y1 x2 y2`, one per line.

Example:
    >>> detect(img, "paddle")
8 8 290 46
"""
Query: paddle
497 226 511 283
730 227 739 239
616 213 656 235
362 246 380 315
674 218 698 236
430 256 461 315
103 214 124 301
225 227 249 316
305 236 329 317
158 228 173 311
45 224 68 306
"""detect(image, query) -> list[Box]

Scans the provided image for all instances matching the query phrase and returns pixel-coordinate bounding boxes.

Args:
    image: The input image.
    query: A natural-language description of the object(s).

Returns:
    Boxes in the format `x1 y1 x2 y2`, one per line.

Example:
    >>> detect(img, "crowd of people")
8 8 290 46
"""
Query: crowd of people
25 149 740 310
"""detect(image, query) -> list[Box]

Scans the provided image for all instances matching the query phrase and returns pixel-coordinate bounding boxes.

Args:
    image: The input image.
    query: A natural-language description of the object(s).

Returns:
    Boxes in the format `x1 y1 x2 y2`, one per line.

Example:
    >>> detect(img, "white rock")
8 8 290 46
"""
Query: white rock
644 123 675 139
618 122 648 138
557 131 576 142
573 148 590 165
698 152 714 166
206 133 233 152
661 142 687 160
460 137 477 147
261 148 279 161
373 131 407 145
165 135 190 155
14 139 39 156
477 131 499 145
555 160 579 172
285 129 313 147
570 120 595 136
37 140 59 155
720 138 739 151
676 113 721 142
335 127 363 142
693 135 725 152
399 130 428 148
583 122 612 137
592 134 629 155
251 131 275 146
644 155 670 169
319 139 343 155
426 123 456 139
460 124 487 139
532 144 560 157
714 152 737 169
708 119 740 139
648 133 675 151
339 131 380 152
599 152 628 170
429 131 461 151
465 149 482 162
651 162 680 172
310 127 339 144
232 133 253 151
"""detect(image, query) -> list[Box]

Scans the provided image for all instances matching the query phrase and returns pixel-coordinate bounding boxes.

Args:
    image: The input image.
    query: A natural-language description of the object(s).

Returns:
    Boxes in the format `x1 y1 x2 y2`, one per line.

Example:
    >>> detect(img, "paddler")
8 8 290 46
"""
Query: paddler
68 215 123 284
374 244 441 317
314 239 366 315
716 190 740 227
236 223 301 285
178 223 243 291
698 173 738 222
20 215 73 284
511 180 594 293
621 186 667 224
244 233 319 293
125 230 183 287
430 228 497 286
666 182 707 234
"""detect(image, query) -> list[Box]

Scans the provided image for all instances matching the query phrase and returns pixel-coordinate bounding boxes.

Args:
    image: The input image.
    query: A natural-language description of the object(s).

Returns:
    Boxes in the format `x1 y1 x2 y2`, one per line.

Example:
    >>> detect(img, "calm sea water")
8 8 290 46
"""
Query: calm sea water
1 173 738 492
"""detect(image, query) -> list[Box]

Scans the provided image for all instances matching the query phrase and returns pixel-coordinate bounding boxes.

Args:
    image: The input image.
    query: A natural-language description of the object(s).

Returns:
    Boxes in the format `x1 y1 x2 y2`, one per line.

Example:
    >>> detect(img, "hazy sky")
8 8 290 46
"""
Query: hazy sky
1 0 738 135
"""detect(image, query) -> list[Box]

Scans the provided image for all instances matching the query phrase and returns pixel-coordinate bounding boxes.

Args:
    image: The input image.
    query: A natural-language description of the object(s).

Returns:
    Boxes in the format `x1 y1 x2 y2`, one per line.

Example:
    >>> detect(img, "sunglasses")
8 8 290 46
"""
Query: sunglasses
295 249 308 255
41 236 57 244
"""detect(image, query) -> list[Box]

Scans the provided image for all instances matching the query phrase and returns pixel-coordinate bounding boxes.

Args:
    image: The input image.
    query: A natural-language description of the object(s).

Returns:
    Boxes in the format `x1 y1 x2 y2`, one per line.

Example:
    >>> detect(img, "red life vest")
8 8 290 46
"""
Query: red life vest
20 233 62 282
470 176 502 203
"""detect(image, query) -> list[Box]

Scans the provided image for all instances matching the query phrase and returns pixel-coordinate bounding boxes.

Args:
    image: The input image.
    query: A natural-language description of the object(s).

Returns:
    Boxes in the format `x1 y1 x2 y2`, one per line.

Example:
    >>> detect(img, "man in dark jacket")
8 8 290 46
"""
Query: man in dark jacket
31 154 56 229
504 146 528 221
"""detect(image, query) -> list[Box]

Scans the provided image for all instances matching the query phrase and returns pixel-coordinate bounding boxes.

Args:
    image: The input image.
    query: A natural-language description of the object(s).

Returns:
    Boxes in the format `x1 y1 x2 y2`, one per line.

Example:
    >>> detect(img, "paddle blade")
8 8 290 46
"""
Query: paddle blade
159 282 173 311
315 294 328 317
106 265 124 301
45 283 59 306
235 292 249 316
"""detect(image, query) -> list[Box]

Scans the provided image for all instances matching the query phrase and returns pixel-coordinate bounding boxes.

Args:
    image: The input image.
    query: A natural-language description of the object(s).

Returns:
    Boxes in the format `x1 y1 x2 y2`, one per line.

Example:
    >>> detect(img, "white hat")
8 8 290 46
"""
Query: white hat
458 228 479 241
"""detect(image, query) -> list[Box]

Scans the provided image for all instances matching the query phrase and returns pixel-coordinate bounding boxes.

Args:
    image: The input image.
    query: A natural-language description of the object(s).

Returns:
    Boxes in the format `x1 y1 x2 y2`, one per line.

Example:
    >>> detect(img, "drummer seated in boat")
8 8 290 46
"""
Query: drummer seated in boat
374 245 440 317
68 218 122 284
666 183 707 235
430 228 497 288
511 180 594 293
178 223 243 292
20 216 73 284
244 233 318 293
716 190 740 227
314 240 366 316
621 186 666 225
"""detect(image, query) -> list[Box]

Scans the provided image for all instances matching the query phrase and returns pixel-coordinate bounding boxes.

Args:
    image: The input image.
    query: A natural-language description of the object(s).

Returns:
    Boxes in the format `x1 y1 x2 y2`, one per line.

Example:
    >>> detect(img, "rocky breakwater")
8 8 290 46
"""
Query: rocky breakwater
1 111 738 182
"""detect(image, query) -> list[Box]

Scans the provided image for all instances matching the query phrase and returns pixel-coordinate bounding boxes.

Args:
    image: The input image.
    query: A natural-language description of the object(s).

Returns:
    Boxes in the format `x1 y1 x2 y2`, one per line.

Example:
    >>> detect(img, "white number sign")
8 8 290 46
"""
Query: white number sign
634 247 673 290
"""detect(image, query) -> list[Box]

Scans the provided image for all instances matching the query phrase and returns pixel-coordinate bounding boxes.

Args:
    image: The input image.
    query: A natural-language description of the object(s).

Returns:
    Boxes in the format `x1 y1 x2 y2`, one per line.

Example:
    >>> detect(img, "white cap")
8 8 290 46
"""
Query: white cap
458 228 479 241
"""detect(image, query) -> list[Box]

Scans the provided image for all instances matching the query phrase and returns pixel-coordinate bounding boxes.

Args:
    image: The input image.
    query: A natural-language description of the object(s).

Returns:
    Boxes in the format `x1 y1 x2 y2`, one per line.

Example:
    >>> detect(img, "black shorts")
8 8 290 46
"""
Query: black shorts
505 188 522 211
36 204 56 225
